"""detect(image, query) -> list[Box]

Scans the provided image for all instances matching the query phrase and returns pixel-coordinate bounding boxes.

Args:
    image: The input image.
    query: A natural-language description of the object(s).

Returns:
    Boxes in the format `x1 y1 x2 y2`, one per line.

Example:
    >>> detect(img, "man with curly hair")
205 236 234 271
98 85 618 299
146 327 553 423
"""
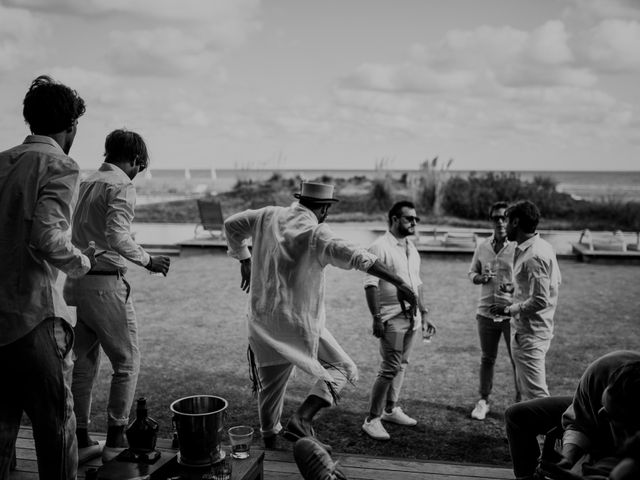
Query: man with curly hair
0 75 94 479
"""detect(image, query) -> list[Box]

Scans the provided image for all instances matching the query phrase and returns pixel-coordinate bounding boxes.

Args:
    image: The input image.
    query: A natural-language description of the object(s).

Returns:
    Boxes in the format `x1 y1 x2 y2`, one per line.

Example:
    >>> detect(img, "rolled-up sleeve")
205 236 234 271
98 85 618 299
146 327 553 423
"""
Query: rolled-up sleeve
105 184 150 267
30 165 90 278
512 257 552 315
224 209 259 261
363 242 383 288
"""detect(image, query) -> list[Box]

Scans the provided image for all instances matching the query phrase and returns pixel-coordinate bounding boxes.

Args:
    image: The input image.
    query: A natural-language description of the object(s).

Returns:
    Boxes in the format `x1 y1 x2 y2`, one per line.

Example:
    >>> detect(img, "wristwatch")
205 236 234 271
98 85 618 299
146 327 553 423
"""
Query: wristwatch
372 313 382 320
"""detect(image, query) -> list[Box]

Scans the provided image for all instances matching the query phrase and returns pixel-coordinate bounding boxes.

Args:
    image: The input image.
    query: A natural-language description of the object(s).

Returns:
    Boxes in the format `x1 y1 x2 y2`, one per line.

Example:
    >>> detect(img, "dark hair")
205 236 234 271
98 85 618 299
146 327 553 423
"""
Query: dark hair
104 129 149 169
299 198 333 211
388 200 415 226
489 201 508 218
607 361 640 425
506 200 540 233
22 75 86 135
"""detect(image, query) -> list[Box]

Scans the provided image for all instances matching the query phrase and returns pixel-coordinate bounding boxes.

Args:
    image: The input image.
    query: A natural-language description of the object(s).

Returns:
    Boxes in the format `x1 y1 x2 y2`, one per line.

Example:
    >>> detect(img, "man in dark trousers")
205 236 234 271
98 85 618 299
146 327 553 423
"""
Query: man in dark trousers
0 75 95 479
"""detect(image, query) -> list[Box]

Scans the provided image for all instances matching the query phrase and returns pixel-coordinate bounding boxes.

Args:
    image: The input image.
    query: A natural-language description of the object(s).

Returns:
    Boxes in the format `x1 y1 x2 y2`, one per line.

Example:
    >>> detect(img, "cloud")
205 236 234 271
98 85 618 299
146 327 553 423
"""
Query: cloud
2 0 261 76
0 5 46 71
580 19 640 72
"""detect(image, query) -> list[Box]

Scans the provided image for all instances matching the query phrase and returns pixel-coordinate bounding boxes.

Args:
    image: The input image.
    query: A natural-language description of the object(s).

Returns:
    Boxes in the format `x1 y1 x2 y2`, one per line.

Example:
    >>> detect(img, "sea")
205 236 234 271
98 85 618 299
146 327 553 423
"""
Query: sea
125 168 640 205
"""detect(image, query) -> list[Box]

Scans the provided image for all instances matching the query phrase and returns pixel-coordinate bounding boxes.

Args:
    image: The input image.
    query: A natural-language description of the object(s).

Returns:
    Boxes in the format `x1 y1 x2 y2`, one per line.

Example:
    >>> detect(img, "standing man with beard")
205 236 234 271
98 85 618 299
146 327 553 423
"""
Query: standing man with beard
224 182 417 451
490 200 561 400
469 201 519 421
361 201 435 441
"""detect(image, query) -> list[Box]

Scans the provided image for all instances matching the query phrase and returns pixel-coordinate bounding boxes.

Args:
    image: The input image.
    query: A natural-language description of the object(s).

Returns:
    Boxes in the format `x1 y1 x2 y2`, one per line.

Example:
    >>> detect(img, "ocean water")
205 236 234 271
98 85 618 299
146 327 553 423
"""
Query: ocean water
126 168 640 203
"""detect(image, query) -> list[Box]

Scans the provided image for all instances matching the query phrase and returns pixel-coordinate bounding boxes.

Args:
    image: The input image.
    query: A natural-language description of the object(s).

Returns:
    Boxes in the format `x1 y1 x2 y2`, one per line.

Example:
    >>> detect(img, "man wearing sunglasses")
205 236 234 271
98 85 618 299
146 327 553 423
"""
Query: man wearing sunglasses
64 129 170 462
468 201 519 421
361 201 435 441
504 350 640 480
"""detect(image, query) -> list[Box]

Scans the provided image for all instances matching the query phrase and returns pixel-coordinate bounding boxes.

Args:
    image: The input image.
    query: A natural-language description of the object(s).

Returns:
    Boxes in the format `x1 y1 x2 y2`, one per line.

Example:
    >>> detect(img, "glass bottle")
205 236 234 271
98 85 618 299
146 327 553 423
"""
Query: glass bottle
126 397 159 453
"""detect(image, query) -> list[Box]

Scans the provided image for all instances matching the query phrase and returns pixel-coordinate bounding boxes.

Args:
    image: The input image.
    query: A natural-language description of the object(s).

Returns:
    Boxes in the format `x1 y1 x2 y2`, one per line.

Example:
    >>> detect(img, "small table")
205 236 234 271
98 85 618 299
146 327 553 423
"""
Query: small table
97 450 264 480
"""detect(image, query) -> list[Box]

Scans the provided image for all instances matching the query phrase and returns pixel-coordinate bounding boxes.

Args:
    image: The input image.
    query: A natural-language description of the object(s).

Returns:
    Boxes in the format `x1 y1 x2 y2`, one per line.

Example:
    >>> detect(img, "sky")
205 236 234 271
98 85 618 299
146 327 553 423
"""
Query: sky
1 0 639 172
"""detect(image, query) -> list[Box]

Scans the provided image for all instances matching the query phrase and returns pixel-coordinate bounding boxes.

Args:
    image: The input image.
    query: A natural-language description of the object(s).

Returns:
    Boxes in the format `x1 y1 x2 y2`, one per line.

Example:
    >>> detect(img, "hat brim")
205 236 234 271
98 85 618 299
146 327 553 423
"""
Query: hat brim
294 193 339 203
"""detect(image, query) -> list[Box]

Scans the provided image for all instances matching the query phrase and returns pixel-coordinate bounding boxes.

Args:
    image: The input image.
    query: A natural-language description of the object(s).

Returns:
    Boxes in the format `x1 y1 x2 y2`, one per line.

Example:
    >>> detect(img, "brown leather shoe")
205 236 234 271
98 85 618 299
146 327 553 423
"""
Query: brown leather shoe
294 437 347 480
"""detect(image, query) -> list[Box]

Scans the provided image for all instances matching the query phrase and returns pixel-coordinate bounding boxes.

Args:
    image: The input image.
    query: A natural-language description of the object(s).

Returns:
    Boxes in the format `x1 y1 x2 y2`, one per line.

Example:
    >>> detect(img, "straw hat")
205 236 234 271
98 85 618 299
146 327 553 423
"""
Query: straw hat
294 181 339 203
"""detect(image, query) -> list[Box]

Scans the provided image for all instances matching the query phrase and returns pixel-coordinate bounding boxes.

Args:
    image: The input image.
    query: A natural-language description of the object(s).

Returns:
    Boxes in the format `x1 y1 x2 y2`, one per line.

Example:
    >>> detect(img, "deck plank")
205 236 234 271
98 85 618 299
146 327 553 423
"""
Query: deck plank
13 426 512 480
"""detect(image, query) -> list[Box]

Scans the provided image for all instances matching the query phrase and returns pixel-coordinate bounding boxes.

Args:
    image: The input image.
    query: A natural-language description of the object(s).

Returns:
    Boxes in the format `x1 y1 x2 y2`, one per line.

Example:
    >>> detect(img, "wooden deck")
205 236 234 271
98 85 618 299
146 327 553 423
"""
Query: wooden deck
572 242 640 264
11 426 513 480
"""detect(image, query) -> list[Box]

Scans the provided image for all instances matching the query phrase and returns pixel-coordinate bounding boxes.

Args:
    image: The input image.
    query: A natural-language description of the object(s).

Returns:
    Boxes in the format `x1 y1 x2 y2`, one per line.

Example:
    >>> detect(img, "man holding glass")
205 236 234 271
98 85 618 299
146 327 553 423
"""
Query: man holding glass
468 201 519 420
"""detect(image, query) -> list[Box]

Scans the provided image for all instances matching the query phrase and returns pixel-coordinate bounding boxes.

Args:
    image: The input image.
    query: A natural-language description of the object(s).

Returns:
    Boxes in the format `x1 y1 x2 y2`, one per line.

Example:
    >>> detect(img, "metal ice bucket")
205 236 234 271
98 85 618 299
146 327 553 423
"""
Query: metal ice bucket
170 395 228 466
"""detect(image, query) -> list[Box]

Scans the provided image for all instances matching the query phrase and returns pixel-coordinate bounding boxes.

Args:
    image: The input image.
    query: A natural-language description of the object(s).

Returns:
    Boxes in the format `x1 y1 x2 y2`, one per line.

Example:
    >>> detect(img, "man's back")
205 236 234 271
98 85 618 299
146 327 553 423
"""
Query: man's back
0 136 82 345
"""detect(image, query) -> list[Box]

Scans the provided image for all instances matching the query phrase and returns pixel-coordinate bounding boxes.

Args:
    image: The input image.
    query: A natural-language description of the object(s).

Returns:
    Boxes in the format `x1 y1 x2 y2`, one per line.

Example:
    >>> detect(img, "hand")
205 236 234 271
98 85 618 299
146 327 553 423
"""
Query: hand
499 282 515 294
396 283 417 319
422 317 436 339
240 258 251 293
489 304 510 316
476 272 493 284
82 241 97 269
147 255 171 276
372 316 384 338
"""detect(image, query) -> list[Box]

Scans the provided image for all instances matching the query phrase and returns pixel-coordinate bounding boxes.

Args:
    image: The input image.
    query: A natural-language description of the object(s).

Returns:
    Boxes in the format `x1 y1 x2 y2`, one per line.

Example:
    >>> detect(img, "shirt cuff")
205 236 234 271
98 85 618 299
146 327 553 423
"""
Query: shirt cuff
67 254 92 279
228 246 251 261
562 429 590 452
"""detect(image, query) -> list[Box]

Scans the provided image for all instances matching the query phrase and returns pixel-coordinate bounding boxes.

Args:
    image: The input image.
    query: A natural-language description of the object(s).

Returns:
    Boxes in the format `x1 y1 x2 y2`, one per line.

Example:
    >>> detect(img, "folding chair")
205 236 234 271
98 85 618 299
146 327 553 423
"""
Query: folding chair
195 197 225 239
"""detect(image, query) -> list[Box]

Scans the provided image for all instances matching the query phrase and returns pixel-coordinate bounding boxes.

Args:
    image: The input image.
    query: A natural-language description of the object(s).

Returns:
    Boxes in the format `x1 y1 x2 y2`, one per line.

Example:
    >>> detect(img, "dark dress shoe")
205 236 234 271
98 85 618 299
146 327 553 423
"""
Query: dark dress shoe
294 437 347 480
283 415 332 453
263 434 278 449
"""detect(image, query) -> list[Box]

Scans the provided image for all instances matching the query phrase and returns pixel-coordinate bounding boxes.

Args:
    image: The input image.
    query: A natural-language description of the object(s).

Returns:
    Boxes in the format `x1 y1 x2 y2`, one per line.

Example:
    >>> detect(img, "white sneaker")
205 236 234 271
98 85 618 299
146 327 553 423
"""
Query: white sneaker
362 417 390 441
381 407 417 426
471 399 490 420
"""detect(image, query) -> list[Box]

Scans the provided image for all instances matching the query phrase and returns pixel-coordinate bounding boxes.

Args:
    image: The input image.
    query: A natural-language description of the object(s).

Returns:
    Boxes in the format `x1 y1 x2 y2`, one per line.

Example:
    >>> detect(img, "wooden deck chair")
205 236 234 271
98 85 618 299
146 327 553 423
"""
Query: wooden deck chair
195 197 226 239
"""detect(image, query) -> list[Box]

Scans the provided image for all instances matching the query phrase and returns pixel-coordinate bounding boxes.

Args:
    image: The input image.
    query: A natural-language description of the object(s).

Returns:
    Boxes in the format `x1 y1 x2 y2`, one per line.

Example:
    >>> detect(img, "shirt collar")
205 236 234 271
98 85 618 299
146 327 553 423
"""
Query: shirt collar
517 233 539 252
98 162 133 183
23 135 64 153
384 230 408 247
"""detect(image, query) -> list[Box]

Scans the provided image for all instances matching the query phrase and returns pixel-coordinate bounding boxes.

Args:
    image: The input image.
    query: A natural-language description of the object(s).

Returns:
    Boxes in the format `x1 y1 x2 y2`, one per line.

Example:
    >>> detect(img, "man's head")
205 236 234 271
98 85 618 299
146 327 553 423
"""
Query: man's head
295 181 338 224
601 360 640 448
489 201 508 241
22 75 86 154
505 200 540 242
388 200 419 238
104 129 149 180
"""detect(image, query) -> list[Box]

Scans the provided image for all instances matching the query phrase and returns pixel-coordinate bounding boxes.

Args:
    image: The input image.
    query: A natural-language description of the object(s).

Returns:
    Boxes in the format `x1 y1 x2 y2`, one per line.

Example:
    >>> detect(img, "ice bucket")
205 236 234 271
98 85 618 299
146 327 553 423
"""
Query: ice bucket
170 395 228 466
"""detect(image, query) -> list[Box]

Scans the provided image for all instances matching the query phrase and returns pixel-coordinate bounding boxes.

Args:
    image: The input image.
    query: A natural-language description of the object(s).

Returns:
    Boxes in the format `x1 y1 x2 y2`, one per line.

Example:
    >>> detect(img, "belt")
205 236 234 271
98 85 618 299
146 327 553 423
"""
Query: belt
86 270 122 276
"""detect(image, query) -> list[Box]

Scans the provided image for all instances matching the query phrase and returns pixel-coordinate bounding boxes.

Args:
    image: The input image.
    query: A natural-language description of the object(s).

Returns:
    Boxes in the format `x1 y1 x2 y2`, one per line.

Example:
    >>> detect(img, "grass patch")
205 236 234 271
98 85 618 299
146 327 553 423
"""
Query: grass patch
86 253 640 466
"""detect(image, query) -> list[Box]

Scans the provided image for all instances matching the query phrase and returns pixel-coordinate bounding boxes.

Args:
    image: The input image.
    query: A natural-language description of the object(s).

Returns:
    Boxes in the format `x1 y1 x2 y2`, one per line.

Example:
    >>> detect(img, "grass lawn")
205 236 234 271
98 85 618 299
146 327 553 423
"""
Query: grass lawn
86 251 640 466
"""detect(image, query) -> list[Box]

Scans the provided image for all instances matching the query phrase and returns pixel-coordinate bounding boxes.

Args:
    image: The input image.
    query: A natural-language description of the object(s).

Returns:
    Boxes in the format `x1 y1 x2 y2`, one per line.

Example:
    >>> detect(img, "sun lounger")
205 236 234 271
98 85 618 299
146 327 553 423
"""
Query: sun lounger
195 197 225 239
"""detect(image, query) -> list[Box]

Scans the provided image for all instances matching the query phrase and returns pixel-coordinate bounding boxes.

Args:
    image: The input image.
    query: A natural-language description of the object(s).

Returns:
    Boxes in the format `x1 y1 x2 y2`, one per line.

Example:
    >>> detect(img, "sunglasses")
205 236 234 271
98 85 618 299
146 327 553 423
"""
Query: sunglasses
400 215 420 223
491 215 506 222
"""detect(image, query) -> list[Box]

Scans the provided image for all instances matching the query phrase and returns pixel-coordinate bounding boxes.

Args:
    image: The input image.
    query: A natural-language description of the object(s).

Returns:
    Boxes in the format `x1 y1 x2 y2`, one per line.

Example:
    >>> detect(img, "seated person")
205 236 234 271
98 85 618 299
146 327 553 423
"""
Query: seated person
505 350 640 480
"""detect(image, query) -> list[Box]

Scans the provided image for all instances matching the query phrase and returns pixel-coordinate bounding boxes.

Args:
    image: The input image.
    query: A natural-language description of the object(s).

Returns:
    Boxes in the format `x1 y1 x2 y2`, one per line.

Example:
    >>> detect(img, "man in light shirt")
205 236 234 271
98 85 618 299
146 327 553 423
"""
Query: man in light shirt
224 182 417 450
64 129 170 462
0 75 94 479
490 200 561 400
361 201 435 441
468 201 519 421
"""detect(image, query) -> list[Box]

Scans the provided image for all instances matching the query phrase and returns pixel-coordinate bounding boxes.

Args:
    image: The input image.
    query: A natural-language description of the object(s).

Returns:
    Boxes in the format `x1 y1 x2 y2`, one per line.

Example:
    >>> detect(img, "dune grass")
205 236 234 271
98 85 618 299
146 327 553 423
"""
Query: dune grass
85 251 640 466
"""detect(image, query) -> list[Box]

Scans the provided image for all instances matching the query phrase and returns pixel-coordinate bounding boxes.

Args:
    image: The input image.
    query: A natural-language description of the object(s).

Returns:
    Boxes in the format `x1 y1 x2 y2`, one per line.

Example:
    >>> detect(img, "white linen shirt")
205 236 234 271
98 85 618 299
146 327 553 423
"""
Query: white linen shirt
71 162 150 273
468 235 516 319
363 231 422 329
224 202 377 384
509 234 561 340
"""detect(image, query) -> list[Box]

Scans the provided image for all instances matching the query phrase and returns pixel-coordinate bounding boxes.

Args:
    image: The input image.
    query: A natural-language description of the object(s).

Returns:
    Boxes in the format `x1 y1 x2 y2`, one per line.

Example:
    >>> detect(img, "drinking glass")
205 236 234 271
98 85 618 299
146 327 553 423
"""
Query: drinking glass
228 426 254 460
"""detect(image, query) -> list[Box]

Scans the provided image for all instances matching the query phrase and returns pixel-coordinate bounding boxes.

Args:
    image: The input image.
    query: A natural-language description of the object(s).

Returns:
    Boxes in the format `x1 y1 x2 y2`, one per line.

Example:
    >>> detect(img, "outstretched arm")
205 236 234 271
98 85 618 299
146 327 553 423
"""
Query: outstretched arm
366 259 417 318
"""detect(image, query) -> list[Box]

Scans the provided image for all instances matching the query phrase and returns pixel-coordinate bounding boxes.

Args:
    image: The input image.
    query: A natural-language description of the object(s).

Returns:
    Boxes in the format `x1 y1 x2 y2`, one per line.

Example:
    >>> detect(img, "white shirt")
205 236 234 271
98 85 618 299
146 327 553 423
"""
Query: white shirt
510 234 562 339
224 202 377 383
363 231 422 329
468 235 516 319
